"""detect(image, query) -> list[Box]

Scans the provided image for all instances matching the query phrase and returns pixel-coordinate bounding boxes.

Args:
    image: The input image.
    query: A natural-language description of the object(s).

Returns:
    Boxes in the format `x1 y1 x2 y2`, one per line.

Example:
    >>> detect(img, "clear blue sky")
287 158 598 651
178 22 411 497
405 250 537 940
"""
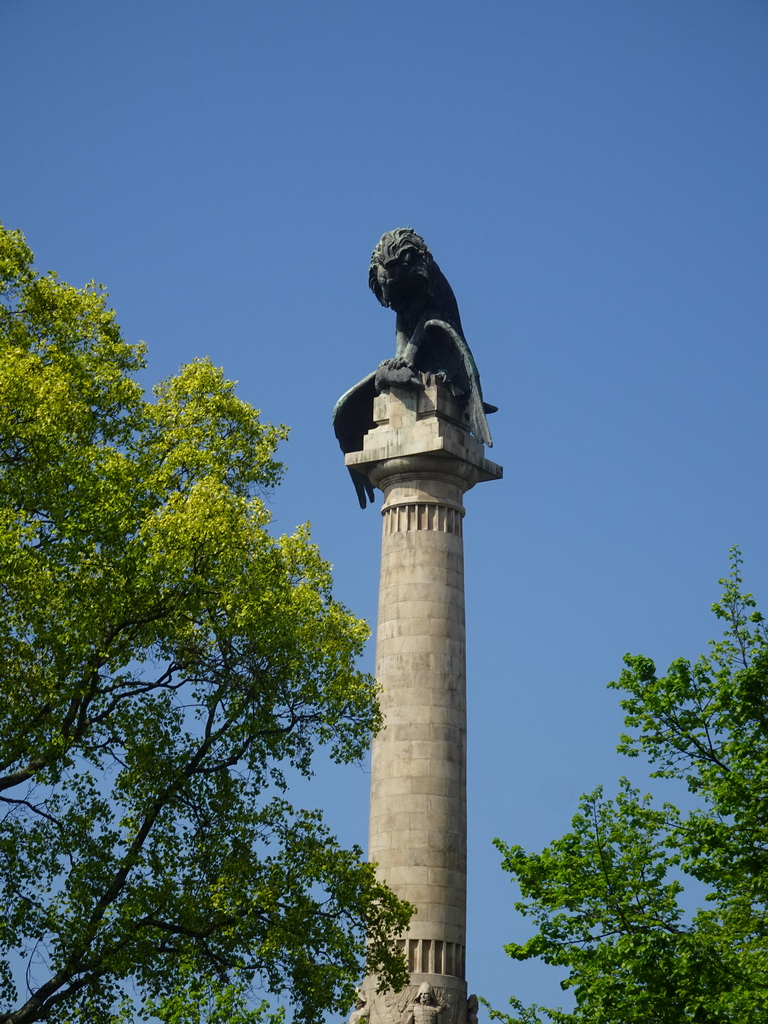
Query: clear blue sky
3 0 768 1016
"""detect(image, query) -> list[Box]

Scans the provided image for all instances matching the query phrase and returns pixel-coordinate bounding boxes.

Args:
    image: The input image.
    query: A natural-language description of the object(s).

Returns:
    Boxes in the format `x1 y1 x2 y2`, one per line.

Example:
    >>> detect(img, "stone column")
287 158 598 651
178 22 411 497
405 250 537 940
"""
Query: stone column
345 383 502 1024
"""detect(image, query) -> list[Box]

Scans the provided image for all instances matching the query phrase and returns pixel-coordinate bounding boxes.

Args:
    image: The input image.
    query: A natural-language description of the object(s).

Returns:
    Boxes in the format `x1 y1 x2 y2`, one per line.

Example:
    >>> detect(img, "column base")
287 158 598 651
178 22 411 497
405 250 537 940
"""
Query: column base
360 975 471 1024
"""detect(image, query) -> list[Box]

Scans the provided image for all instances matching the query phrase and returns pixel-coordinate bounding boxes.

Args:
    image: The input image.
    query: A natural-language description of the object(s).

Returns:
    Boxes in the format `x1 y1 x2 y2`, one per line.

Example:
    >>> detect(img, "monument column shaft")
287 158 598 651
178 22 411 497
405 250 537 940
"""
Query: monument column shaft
371 475 468 979
344 384 502 1024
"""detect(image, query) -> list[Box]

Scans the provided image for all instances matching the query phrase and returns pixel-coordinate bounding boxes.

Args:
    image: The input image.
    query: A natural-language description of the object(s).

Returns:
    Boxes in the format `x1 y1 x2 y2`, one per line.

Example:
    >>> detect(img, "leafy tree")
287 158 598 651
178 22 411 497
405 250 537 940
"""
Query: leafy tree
0 225 410 1024
492 550 768 1023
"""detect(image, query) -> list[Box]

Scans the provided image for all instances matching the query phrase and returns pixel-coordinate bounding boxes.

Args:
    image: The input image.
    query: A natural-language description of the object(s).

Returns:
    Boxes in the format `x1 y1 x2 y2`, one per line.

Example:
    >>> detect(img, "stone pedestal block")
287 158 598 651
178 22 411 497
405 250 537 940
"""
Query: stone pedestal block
345 384 501 1024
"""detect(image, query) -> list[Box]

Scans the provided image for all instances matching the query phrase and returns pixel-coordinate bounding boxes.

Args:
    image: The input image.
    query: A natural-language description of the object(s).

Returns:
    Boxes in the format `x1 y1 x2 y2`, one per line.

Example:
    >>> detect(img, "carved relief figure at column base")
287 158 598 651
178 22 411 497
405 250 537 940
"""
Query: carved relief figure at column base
408 982 447 1024
356 979 468 1024
349 990 370 1024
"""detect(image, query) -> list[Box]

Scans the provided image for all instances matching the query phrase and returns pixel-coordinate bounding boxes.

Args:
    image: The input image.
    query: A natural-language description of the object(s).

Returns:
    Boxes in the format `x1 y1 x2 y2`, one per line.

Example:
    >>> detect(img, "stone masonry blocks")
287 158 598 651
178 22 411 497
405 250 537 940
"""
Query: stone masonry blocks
345 385 502 1002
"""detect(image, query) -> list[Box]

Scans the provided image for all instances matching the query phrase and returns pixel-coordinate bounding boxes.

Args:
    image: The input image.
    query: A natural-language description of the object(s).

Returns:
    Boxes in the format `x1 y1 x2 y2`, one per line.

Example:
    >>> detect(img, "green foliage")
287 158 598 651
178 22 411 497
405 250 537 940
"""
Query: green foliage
493 549 768 1023
0 225 411 1024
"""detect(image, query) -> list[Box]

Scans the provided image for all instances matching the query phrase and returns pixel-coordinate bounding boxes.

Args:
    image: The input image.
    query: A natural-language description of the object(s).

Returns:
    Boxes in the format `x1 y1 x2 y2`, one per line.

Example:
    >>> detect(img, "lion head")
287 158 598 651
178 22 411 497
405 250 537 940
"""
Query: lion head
368 228 434 313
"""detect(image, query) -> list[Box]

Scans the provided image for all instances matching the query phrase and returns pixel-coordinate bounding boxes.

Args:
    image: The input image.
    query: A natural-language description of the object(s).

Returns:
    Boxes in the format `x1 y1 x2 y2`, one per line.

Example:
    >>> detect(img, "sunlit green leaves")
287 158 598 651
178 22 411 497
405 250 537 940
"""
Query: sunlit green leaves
494 551 768 1022
0 224 410 1024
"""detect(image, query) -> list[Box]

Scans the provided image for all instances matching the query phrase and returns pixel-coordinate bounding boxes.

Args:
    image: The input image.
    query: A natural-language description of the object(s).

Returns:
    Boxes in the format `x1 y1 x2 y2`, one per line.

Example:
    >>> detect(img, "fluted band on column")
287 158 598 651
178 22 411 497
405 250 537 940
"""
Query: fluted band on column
382 502 464 536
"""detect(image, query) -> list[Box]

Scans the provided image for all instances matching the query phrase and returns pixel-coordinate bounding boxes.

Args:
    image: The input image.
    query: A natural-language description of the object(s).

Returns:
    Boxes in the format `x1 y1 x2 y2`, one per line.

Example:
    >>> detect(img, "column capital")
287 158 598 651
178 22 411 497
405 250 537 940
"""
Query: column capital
344 384 503 503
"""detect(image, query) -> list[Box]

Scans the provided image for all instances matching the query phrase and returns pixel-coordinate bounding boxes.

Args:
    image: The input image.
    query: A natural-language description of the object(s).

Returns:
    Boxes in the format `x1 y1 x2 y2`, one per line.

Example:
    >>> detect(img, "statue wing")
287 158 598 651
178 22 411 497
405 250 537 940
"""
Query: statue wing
422 319 494 447
332 371 377 508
